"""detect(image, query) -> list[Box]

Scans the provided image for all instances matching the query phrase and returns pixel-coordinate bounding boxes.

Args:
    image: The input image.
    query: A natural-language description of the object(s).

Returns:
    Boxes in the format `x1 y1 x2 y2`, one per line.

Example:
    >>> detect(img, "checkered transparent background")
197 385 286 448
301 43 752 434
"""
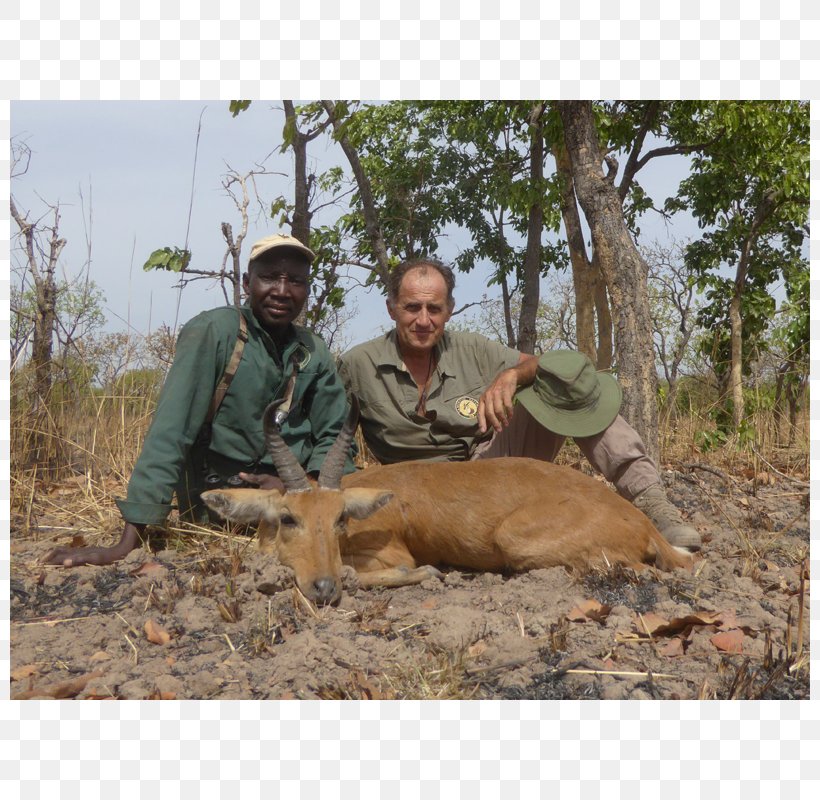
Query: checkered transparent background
1 0 818 796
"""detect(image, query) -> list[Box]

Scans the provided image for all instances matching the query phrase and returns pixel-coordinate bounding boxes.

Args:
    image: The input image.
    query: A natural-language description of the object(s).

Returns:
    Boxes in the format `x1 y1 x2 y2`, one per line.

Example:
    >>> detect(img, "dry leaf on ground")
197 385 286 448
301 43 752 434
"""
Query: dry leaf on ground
636 611 723 637
144 619 171 646
567 599 612 623
710 629 745 653
10 664 40 682
130 561 166 577
12 670 104 700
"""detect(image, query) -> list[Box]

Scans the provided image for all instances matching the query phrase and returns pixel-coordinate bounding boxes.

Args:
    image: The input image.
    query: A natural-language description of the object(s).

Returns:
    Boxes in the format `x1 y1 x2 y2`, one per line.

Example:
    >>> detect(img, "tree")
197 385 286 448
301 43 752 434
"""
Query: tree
516 102 547 354
320 100 392 284
11 141 111 473
451 271 578 354
552 133 608 365
667 101 809 428
10 143 65 409
144 165 279 307
642 240 702 421
558 101 661 461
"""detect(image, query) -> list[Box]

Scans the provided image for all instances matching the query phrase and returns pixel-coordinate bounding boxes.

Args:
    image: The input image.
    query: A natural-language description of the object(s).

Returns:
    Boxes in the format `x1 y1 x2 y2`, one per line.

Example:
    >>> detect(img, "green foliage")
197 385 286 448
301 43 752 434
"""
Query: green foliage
115 367 165 399
12 278 107 364
143 246 192 273
662 101 809 425
229 100 252 117
695 427 728 453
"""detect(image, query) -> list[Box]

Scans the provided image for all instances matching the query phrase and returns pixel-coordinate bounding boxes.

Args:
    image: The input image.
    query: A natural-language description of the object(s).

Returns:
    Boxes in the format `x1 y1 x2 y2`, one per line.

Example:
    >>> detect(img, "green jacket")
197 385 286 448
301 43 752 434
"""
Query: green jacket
116 304 355 526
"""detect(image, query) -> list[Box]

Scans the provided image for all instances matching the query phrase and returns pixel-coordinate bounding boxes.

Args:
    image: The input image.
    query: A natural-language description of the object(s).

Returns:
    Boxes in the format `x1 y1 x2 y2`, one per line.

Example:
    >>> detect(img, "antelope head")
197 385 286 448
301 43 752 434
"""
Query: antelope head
201 397 393 605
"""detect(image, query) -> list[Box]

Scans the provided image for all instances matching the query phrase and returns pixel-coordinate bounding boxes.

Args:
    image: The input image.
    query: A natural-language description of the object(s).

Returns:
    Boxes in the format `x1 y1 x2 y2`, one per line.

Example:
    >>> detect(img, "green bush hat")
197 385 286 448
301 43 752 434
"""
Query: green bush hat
515 350 623 438
249 233 316 263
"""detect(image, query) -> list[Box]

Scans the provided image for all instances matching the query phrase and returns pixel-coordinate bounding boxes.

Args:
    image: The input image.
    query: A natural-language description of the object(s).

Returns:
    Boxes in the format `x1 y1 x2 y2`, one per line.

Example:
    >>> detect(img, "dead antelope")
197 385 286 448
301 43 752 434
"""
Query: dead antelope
202 400 692 605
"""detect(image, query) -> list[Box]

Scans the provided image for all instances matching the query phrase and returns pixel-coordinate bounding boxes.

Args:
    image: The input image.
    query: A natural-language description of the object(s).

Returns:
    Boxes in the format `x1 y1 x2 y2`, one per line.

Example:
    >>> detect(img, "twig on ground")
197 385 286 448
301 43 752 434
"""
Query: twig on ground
292 585 319 618
680 462 733 484
13 615 96 627
124 634 138 664
115 611 140 638
750 447 810 487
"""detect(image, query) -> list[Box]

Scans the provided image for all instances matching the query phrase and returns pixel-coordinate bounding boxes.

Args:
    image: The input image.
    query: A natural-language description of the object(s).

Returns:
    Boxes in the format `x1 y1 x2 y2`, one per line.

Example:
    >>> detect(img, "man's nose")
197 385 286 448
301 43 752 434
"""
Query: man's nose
268 276 291 292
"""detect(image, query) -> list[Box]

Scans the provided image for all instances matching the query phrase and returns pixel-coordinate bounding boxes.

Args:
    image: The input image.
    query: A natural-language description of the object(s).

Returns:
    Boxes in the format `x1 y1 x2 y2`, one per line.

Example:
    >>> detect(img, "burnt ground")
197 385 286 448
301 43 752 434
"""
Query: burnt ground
9 463 810 700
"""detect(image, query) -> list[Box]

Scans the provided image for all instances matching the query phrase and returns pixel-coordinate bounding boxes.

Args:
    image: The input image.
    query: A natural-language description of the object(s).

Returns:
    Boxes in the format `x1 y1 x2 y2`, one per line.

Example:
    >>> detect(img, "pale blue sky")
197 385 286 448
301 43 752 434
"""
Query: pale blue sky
11 100 700 348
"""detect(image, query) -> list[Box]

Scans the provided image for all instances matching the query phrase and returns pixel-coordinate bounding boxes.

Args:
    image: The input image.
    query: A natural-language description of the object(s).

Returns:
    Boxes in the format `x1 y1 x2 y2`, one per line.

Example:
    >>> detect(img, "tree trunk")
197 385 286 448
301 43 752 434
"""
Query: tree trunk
500 274 516 349
593 261 613 370
11 197 65 469
558 101 659 462
220 222 242 306
727 191 780 429
552 139 597 362
321 100 391 286
727 290 744 428
517 102 545 355
283 101 312 247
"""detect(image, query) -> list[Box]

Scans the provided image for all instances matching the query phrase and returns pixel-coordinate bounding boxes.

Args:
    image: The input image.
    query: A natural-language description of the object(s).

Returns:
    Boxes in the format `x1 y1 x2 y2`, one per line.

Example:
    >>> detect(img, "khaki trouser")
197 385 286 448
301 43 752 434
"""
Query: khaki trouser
470 405 659 501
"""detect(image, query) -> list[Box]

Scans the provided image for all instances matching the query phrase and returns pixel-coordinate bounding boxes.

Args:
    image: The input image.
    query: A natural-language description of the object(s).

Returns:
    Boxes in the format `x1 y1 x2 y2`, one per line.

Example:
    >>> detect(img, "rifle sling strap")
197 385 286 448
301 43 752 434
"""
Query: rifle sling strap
206 311 249 424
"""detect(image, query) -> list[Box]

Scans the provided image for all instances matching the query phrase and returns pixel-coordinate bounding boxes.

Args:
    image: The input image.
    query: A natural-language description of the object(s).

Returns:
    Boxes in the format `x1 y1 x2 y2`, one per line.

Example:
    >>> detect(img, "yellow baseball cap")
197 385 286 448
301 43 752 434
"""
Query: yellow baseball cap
249 234 315 263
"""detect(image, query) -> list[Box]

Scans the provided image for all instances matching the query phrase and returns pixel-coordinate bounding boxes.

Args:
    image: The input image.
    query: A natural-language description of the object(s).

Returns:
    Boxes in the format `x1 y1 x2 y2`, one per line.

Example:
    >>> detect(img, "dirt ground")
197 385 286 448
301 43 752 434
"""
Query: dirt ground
10 461 810 701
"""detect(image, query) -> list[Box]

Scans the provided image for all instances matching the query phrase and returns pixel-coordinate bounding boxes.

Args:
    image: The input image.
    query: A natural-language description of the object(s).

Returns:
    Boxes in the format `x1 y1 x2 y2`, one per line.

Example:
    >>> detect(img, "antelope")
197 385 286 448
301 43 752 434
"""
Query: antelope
202 400 692 606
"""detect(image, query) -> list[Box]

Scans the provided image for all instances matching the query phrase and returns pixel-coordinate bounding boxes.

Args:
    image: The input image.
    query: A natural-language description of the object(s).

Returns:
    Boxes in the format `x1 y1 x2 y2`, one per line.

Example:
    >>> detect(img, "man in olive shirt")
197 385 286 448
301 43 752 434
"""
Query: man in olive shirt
45 234 354 567
339 258 701 552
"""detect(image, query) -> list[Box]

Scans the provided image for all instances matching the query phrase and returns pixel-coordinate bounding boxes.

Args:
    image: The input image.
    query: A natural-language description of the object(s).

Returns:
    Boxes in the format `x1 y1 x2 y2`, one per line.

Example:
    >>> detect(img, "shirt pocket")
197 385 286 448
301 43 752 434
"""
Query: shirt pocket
438 385 484 432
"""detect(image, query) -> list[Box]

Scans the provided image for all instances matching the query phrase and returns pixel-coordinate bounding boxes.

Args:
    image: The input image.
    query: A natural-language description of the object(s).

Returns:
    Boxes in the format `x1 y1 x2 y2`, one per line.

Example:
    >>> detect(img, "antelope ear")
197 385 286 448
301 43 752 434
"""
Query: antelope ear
201 488 286 523
341 488 394 521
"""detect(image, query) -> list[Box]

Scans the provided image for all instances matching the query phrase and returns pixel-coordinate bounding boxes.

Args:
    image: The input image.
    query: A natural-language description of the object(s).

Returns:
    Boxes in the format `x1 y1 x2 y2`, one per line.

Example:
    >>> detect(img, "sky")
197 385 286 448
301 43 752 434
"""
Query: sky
10 100 702 350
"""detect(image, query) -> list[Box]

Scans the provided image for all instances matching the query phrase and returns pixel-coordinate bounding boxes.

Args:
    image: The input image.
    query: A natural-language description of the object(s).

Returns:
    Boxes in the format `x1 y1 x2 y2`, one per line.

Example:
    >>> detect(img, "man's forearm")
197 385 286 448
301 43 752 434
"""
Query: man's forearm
511 353 539 387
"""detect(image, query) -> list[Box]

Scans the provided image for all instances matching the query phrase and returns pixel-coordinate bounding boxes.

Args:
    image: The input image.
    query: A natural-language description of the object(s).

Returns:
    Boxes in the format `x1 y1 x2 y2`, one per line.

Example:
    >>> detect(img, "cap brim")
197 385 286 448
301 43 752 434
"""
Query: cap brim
514 371 623 438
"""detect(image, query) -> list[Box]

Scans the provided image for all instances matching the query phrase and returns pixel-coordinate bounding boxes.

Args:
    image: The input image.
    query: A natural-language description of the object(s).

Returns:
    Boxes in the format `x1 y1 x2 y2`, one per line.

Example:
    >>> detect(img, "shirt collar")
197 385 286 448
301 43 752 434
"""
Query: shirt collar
244 304 311 364
376 329 456 377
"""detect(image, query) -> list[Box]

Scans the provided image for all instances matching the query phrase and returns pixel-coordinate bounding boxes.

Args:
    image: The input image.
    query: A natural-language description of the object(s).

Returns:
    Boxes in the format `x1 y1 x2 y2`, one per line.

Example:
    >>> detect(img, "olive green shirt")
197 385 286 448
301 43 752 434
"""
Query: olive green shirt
116 304 355 526
339 330 520 463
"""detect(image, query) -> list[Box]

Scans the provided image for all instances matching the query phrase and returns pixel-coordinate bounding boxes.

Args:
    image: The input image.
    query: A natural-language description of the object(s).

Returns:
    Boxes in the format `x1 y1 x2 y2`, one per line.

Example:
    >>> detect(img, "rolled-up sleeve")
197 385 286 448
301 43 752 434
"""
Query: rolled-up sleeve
116 316 224 525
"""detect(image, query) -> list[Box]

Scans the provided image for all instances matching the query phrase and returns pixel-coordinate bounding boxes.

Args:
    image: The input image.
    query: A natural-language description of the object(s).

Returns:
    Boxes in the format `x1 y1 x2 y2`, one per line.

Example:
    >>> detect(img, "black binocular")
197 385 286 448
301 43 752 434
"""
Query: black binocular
203 473 252 490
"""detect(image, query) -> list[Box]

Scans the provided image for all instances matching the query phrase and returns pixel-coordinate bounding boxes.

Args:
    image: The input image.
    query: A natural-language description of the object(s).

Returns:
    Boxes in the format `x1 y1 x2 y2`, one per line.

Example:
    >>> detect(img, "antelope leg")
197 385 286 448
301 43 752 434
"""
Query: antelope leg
356 564 444 588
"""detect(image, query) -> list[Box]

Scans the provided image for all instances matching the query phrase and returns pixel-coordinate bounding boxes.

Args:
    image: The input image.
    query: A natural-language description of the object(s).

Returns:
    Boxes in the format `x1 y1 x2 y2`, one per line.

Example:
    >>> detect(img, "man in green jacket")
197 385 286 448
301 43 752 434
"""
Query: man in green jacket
45 234 354 567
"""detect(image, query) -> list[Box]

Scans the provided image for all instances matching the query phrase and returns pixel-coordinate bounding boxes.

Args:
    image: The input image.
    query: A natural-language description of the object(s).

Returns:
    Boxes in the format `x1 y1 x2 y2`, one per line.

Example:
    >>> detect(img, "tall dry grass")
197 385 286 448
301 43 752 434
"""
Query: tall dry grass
10 366 156 541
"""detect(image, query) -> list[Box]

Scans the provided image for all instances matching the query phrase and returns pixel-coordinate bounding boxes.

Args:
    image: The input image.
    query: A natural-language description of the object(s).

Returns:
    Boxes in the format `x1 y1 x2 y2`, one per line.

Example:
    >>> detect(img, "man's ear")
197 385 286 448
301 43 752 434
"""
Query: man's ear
242 271 250 293
386 299 397 322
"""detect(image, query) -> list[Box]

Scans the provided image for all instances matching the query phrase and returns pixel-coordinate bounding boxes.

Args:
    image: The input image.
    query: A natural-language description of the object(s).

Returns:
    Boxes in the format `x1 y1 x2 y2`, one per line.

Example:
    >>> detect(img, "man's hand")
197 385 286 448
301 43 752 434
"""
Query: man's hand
477 354 540 434
42 522 144 567
238 473 286 493
477 368 520 433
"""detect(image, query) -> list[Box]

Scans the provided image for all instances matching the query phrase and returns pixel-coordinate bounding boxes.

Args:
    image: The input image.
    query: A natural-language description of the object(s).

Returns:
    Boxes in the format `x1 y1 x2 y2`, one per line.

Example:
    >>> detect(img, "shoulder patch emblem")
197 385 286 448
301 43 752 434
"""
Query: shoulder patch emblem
455 396 479 419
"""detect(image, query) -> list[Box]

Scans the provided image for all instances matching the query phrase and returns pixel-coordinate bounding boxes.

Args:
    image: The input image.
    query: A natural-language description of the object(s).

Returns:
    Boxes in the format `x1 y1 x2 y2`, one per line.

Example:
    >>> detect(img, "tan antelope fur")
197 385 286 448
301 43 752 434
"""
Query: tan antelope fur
202 400 692 605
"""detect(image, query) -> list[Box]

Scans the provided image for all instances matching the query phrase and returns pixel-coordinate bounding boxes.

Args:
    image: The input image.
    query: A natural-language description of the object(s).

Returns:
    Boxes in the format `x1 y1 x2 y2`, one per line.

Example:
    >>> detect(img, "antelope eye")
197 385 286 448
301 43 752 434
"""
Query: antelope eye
279 514 297 527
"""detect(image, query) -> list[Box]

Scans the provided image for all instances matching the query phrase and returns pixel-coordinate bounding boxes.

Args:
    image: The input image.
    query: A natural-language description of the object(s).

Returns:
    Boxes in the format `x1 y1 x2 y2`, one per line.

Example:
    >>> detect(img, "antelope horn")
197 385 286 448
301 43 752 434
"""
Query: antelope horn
317 395 359 490
262 400 312 493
